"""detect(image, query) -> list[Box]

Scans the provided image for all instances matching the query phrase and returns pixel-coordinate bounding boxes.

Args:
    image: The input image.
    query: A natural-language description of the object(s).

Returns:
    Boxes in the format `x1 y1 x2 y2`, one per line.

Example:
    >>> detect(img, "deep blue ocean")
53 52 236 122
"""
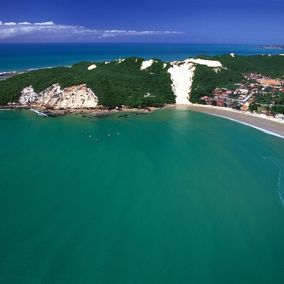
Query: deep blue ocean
0 43 283 72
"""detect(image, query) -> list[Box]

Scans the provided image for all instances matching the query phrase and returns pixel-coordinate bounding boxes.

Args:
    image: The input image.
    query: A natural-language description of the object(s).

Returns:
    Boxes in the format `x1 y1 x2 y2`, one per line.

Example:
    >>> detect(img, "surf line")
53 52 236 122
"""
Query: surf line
263 156 284 207
30 109 48 117
207 113 284 139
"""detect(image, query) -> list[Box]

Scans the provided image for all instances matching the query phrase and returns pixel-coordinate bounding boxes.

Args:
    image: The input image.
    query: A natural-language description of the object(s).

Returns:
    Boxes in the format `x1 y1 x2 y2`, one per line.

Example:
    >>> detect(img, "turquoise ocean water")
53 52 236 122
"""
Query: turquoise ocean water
1 44 284 283
0 43 283 72
0 109 284 283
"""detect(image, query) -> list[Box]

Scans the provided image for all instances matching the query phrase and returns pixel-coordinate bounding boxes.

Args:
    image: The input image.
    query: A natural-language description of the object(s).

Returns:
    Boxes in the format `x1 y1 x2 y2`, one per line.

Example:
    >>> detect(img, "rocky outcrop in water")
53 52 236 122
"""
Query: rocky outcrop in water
19 84 98 109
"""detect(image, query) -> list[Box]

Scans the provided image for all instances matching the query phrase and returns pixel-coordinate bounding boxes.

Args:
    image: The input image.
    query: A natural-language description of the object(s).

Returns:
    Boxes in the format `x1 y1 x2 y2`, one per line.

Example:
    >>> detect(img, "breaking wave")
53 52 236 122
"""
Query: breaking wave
263 156 284 206
212 114 284 139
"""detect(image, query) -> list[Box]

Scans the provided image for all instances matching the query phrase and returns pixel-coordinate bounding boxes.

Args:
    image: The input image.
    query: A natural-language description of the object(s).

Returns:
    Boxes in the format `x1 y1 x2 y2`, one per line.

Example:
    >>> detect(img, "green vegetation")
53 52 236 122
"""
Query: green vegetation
190 65 243 103
0 58 174 108
252 92 284 114
190 55 284 103
249 103 260 112
271 105 284 114
214 55 284 78
1 55 284 108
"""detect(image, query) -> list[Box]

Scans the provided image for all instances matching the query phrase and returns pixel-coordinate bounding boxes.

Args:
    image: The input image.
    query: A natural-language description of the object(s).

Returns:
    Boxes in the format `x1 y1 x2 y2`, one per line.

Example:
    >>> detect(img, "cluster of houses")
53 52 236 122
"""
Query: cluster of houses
200 73 284 114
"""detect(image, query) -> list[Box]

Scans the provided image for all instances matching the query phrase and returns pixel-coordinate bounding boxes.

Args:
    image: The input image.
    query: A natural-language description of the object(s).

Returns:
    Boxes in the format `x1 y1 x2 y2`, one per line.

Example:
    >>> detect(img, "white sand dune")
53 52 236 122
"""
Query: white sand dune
168 58 223 105
140 59 155 70
168 61 195 105
116 59 125 63
188 58 223 68
87 64 97 70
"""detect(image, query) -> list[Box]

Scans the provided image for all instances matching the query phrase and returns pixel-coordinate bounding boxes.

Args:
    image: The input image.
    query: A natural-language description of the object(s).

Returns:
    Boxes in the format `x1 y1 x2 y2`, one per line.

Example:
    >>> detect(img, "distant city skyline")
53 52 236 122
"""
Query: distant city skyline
0 0 283 44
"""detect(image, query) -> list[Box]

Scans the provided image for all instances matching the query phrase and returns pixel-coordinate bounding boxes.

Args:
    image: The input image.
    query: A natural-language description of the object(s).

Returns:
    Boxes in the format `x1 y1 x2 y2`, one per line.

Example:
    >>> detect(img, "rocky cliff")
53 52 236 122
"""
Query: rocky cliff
19 84 98 109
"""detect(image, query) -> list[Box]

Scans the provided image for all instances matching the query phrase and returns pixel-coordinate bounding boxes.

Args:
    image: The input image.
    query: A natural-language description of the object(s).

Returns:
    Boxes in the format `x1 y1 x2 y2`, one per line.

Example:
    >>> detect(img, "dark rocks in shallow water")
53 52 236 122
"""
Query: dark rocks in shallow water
135 112 147 116
95 113 111 118
118 112 148 119
118 114 129 118
43 110 65 117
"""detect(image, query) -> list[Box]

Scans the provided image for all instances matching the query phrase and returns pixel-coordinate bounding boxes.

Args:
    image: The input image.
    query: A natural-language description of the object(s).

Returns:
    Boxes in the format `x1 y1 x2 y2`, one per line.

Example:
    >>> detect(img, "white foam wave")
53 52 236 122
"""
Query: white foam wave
263 157 284 207
30 108 48 117
0 71 17 75
209 114 284 139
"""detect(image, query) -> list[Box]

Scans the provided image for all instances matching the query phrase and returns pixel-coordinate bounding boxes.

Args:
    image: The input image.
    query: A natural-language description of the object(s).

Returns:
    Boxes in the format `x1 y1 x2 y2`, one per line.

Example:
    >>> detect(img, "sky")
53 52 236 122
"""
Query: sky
0 0 283 44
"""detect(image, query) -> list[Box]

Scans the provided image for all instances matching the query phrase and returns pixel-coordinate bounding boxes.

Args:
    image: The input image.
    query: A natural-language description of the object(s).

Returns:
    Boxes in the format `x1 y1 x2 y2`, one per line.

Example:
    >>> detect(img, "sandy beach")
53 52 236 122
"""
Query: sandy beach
180 104 284 138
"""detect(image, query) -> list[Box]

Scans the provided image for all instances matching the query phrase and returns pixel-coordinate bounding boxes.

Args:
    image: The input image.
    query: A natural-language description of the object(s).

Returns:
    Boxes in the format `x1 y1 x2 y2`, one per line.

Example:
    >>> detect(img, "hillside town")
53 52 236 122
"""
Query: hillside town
200 73 284 119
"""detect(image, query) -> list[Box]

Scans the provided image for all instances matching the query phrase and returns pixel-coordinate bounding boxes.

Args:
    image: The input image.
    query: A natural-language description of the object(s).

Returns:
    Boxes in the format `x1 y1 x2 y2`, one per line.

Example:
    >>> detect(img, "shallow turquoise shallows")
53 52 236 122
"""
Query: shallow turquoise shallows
1 109 284 284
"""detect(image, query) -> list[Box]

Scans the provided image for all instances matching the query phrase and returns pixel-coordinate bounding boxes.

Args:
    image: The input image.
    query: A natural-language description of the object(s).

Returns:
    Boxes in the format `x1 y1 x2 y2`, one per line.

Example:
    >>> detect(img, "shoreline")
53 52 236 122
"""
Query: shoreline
179 104 284 138
0 105 158 117
2 104 284 139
